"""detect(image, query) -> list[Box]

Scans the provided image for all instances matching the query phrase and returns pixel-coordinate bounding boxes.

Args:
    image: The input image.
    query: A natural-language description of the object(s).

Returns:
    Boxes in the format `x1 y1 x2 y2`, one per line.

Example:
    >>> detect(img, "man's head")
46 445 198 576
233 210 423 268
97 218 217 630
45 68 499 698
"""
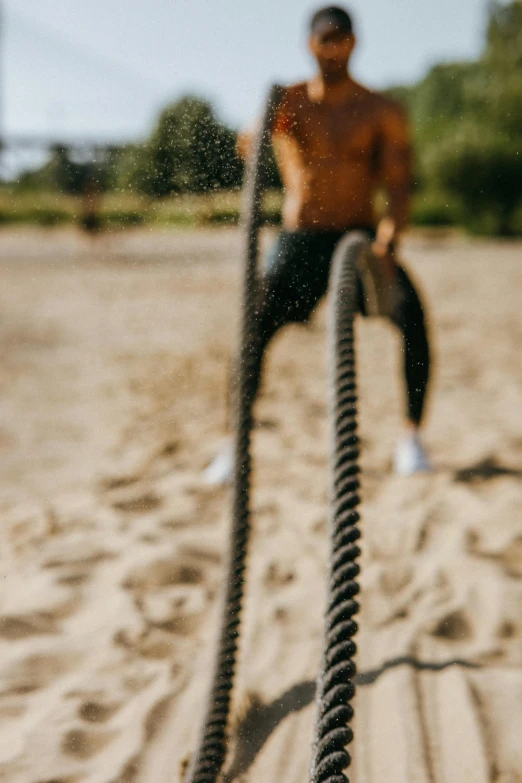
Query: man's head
309 6 355 82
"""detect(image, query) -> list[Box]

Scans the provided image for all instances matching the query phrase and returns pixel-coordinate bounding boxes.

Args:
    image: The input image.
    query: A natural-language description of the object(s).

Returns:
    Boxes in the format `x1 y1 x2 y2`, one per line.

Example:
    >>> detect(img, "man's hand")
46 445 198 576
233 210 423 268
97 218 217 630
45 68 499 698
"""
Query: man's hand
373 216 397 255
372 217 398 280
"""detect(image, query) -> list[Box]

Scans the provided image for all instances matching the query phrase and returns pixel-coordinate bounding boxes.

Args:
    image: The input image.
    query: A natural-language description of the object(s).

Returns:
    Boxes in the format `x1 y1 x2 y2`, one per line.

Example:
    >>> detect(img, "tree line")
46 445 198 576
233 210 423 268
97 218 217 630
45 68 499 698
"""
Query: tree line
389 0 522 235
15 0 522 235
18 96 280 199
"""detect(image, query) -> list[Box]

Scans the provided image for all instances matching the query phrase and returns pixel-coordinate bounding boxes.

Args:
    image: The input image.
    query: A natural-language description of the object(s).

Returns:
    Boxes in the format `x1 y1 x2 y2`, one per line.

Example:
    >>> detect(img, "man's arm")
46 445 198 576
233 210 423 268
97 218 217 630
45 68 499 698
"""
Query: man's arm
377 101 413 237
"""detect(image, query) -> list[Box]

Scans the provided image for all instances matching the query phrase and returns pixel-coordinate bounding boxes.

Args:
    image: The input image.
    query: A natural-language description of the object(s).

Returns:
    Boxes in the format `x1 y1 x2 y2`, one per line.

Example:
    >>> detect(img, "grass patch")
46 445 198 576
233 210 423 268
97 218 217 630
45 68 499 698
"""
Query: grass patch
3 187 502 233
0 188 284 230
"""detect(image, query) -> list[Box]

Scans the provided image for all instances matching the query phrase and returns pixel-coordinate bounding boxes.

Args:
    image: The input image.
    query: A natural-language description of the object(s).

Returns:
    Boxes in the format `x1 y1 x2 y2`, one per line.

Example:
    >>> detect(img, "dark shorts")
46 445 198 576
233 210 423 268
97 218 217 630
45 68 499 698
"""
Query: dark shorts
260 228 373 330
248 228 431 425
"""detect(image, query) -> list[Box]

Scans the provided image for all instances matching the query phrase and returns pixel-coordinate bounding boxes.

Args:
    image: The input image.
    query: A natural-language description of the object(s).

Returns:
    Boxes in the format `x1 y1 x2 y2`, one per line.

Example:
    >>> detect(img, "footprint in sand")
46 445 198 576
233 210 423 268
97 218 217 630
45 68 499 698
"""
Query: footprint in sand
0 589 84 640
0 612 59 640
498 620 517 639
101 474 141 491
33 778 77 783
61 727 115 760
141 585 207 634
378 563 414 596
468 530 522 579
1 651 81 695
123 554 205 591
56 571 92 587
78 700 121 724
110 487 163 514
119 545 220 648
0 701 26 720
135 628 179 660
100 440 180 494
431 608 473 641
44 548 116 570
264 561 296 589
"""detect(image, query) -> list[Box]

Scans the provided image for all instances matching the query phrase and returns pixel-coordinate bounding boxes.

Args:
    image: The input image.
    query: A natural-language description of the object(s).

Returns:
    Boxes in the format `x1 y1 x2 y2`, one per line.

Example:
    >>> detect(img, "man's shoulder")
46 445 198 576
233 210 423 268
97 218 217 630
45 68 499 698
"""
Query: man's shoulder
272 83 308 130
271 83 306 135
364 89 408 120
280 81 407 115
279 81 308 105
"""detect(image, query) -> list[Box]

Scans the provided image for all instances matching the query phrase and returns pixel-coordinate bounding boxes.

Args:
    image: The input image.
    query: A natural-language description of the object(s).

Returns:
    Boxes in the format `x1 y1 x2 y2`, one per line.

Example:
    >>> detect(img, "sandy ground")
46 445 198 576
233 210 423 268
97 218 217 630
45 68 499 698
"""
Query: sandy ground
0 226 521 783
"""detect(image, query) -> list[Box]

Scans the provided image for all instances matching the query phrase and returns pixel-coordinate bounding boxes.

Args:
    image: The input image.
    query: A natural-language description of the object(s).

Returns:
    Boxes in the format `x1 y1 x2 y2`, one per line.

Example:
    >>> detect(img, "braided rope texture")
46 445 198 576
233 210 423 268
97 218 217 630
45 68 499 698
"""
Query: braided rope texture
185 85 284 783
310 232 367 783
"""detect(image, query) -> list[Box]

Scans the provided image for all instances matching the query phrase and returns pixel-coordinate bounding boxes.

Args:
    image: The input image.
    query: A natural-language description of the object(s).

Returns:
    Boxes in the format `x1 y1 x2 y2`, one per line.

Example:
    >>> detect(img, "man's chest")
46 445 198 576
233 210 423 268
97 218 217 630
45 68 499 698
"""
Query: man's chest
291 102 381 163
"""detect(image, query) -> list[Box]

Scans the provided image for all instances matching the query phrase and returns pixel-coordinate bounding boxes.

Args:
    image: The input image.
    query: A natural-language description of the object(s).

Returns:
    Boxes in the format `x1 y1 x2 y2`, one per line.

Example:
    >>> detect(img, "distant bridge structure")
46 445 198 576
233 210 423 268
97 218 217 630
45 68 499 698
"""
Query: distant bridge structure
0 135 141 181
0 1 162 180
1 136 127 153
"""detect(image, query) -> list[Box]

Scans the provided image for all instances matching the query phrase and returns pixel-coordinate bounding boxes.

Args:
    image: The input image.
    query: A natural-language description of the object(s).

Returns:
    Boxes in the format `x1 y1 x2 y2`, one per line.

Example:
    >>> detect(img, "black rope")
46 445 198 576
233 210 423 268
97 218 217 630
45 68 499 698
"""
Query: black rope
185 85 284 783
309 232 367 783
187 88 366 783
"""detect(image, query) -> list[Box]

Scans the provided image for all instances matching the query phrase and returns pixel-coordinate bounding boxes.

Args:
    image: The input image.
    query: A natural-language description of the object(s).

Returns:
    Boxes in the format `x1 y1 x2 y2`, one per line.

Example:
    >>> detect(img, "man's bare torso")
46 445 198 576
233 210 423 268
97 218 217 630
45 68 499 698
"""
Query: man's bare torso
271 81 411 232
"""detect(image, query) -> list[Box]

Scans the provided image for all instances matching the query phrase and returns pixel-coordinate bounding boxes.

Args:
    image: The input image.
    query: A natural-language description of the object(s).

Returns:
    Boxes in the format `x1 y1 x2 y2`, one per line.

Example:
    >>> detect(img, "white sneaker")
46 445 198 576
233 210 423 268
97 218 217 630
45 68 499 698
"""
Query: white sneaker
203 439 234 486
393 432 432 476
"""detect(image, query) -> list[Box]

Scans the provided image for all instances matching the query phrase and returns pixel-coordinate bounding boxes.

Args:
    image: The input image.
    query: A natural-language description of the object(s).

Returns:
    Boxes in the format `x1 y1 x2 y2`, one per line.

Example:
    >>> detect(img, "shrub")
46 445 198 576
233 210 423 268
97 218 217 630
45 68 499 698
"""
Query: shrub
411 191 460 227
425 127 522 236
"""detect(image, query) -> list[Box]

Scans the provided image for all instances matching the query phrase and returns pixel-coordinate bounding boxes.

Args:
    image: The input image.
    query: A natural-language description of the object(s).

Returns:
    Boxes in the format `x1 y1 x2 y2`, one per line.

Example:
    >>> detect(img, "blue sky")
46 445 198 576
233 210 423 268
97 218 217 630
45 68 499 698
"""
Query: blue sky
6 0 490 141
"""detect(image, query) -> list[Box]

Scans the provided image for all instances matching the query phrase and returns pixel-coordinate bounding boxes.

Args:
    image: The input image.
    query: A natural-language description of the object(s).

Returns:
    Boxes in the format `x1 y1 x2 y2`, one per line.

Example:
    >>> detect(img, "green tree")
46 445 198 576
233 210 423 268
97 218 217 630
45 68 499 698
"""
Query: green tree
393 0 522 235
113 144 150 193
141 96 243 196
428 126 522 234
485 0 522 71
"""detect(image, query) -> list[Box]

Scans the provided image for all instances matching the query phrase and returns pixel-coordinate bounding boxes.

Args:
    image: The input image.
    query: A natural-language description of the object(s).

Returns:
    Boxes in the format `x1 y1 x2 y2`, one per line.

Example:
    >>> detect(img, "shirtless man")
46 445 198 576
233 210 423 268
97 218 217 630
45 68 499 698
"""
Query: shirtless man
205 5 431 483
